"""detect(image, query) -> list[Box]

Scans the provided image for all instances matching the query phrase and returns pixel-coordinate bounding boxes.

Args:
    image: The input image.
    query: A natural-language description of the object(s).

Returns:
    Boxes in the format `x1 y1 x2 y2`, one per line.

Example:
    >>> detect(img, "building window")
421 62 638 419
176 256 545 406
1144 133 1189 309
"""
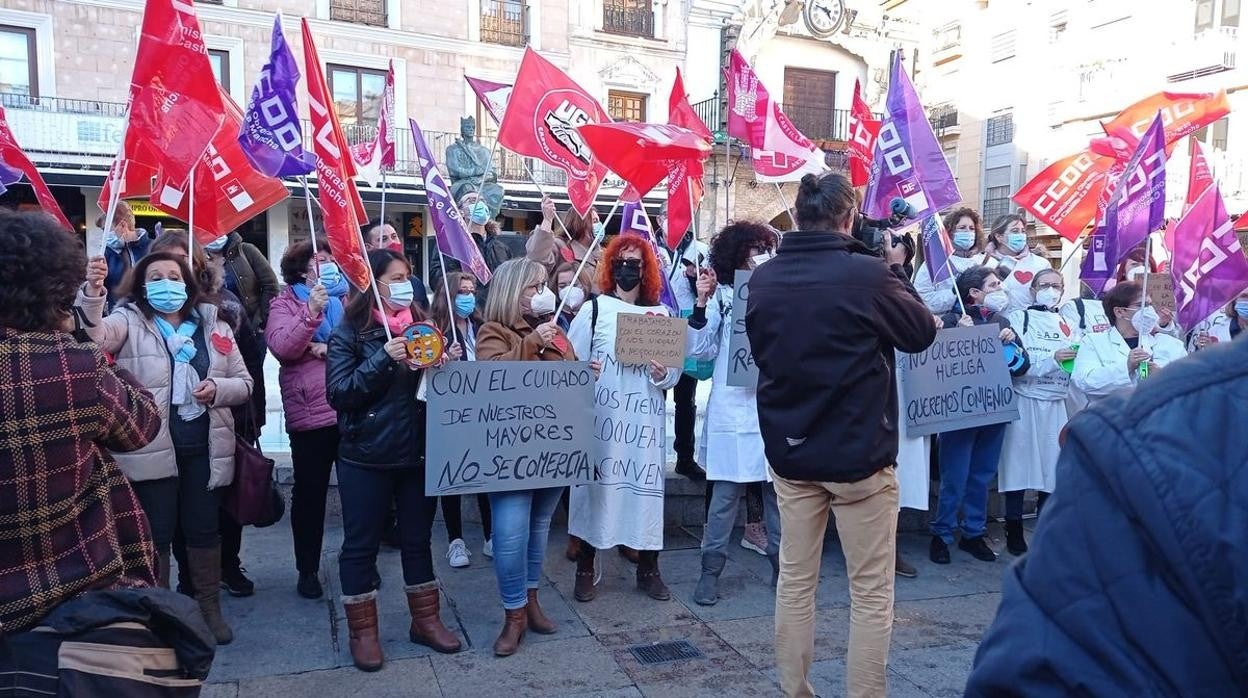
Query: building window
943 143 958 174
208 49 230 93
935 22 961 51
331 0 387 27
607 90 647 122
1194 116 1230 151
982 187 1012 223
603 0 654 38
782 67 838 140
481 0 527 47
328 64 387 128
0 26 36 98
985 113 1014 147
990 30 1016 62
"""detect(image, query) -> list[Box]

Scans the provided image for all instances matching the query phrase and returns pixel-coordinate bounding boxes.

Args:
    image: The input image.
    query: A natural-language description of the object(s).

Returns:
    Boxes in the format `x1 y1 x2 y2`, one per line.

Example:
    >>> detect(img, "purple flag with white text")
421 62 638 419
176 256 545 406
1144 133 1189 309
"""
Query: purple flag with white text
410 118 492 284
921 214 954 283
1081 113 1166 295
864 54 961 221
619 198 678 312
1172 184 1248 329
0 157 23 195
239 14 315 178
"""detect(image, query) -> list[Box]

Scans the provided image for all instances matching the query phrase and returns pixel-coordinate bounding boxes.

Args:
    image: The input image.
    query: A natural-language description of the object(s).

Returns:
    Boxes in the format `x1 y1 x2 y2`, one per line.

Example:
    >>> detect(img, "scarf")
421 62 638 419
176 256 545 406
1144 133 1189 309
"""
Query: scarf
292 283 344 343
154 314 206 422
373 307 414 336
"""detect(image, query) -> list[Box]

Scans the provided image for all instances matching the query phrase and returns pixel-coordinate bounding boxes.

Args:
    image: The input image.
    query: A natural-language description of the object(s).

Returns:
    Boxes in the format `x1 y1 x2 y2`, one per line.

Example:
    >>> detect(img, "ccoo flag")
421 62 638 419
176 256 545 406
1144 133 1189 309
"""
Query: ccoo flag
239 14 316 178
1172 183 1248 329
920 214 955 284
618 196 678 312
864 53 960 221
847 80 881 187
410 118 492 284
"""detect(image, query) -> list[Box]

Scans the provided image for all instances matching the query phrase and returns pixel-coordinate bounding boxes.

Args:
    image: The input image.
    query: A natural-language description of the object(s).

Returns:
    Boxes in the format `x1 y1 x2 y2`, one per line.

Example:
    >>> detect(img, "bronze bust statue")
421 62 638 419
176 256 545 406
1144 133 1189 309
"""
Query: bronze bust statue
446 116 505 218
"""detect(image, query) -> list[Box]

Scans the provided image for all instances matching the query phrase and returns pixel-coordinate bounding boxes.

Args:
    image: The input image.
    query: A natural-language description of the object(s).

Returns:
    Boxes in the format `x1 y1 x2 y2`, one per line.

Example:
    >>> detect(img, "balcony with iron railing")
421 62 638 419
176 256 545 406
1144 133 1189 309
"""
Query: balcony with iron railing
1168 25 1238 82
330 0 387 27
602 0 654 38
929 104 959 137
780 104 851 143
480 1 529 47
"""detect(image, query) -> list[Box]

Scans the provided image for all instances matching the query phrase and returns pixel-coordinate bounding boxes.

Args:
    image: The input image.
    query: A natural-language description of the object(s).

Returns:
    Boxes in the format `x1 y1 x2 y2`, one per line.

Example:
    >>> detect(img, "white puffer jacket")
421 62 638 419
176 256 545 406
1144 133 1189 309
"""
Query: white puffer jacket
78 291 253 488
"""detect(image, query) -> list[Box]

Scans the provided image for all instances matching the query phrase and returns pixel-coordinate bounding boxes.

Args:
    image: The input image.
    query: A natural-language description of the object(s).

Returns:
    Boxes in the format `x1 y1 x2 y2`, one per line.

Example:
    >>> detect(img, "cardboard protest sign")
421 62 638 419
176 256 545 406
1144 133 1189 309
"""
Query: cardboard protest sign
425 361 596 496
614 313 687 368
1146 273 1176 314
1239 230 1248 261
897 325 1020 437
727 270 757 387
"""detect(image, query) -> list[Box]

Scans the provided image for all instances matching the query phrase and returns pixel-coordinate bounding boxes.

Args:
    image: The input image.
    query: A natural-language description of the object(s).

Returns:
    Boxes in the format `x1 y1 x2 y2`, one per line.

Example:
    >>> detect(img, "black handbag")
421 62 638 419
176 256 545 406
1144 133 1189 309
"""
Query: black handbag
223 408 283 527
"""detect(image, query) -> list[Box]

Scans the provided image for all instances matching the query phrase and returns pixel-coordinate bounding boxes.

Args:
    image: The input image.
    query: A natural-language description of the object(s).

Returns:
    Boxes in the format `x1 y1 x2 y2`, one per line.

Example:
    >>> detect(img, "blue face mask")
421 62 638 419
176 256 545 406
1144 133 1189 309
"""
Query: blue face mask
145 279 188 313
317 261 342 287
385 279 414 309
205 236 229 252
1235 300 1248 318
952 230 976 251
592 221 606 241
1005 231 1028 253
454 293 477 318
469 201 491 225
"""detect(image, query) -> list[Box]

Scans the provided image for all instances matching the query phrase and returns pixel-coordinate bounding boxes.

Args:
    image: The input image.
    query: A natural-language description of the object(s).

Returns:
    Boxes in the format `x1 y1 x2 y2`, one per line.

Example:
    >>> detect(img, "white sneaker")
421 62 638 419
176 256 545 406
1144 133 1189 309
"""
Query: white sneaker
447 538 470 568
482 538 493 559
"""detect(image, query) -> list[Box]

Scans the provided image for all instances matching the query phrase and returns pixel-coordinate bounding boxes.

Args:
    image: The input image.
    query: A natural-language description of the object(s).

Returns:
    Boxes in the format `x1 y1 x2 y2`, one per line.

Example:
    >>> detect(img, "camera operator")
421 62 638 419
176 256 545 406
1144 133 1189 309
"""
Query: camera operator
744 172 938 698
852 196 918 278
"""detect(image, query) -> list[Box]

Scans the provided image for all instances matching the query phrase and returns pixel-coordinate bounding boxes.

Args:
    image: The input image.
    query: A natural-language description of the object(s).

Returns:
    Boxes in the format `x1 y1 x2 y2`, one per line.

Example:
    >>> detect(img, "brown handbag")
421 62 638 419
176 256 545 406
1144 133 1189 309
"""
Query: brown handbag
223 408 282 527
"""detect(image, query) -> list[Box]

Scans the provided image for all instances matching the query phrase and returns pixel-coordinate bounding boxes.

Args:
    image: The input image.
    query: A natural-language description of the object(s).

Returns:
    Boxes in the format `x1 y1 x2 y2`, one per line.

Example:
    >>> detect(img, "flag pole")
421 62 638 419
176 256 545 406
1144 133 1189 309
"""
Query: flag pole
355 223 392 341
433 243 460 346
101 160 127 258
688 177 704 272
772 182 796 230
379 167 388 234
520 158 575 240
552 196 624 320
298 176 320 282
186 164 196 270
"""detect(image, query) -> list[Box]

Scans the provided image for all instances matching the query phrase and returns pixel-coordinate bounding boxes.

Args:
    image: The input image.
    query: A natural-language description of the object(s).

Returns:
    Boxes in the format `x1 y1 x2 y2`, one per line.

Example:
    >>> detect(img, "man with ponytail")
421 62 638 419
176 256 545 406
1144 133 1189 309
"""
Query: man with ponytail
745 172 938 698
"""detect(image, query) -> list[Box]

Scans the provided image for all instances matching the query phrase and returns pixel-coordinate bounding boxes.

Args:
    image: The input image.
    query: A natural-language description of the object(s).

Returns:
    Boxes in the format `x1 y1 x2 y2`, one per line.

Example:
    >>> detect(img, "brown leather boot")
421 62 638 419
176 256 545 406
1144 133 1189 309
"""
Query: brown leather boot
573 544 597 602
186 545 233 644
618 545 640 564
405 582 462 653
343 591 383 672
565 536 581 562
636 550 671 601
526 588 556 634
493 606 528 657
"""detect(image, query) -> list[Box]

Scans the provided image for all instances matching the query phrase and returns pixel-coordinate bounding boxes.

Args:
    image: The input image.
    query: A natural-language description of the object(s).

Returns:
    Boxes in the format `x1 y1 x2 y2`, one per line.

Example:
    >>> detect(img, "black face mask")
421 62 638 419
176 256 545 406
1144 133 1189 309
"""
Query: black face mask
614 264 642 292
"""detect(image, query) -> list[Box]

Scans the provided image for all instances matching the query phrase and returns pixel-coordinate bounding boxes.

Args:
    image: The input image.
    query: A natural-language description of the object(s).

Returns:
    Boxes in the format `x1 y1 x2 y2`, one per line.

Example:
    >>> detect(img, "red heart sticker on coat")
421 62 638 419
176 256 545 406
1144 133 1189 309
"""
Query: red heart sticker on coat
210 333 234 354
1059 321 1072 337
1013 270 1034 284
551 335 569 354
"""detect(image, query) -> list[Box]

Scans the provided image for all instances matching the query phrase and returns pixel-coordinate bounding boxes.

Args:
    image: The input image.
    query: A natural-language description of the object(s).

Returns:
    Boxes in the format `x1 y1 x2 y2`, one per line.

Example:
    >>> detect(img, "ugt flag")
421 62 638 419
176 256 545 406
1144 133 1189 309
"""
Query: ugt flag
499 48 610 216
864 53 960 221
351 60 396 187
847 79 881 187
1172 183 1248 329
0 105 73 231
239 14 315 178
724 49 827 183
665 69 709 247
465 75 513 125
126 0 225 188
410 118 491 284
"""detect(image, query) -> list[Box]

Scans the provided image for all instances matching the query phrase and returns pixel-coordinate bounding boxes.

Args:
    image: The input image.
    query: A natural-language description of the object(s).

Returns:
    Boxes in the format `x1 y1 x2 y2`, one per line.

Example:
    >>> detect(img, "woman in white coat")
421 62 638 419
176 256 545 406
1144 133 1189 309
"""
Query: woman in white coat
685 223 783 606
1000 269 1076 555
985 214 1053 315
1187 291 1248 351
914 207 987 313
1072 280 1187 404
567 235 682 602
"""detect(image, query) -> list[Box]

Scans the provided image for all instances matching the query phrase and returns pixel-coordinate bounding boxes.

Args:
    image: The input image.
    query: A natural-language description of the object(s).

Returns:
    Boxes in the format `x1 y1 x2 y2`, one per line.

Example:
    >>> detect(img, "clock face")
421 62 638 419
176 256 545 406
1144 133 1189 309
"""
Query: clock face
804 0 847 37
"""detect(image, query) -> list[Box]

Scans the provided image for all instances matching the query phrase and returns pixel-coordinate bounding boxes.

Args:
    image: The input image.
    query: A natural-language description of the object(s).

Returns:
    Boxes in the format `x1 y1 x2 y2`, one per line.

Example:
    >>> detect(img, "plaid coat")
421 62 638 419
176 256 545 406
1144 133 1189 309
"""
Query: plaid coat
0 327 161 634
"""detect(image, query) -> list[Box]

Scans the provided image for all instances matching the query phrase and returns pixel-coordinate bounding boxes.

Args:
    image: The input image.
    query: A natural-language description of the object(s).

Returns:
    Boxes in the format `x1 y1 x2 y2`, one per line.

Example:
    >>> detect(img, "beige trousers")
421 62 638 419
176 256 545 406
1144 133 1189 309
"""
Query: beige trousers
772 467 899 698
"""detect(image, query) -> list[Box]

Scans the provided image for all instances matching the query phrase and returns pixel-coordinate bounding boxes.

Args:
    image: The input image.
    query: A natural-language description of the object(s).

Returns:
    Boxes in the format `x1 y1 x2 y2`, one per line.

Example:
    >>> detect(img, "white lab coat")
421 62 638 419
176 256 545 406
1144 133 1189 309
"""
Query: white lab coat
914 253 985 314
667 239 709 314
1071 328 1187 404
1185 312 1237 352
566 294 683 551
995 252 1056 315
687 285 769 483
895 376 930 511
999 308 1073 493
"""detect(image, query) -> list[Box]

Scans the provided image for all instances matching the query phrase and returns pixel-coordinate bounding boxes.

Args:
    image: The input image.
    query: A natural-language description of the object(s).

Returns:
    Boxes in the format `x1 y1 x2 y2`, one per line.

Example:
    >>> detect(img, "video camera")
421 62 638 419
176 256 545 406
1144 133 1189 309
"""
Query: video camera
853 197 917 270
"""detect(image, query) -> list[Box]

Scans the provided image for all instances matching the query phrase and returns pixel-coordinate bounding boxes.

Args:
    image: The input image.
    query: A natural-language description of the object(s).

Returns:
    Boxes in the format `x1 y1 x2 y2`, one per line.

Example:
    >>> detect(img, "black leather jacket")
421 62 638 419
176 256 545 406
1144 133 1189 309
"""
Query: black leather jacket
326 320 426 470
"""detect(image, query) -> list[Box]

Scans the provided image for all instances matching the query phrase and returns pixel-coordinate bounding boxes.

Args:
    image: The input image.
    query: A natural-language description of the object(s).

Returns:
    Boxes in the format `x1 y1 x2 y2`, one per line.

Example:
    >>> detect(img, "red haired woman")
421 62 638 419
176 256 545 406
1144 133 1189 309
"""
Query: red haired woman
566 236 682 602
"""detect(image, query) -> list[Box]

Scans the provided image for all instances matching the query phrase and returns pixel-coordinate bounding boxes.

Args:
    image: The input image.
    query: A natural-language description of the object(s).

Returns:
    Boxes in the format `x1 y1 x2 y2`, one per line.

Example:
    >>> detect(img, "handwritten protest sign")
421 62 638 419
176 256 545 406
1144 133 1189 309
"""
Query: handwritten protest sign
1146 273 1176 314
727 270 757 387
589 353 672 503
1239 230 1248 261
897 325 1020 437
425 361 596 496
614 313 688 368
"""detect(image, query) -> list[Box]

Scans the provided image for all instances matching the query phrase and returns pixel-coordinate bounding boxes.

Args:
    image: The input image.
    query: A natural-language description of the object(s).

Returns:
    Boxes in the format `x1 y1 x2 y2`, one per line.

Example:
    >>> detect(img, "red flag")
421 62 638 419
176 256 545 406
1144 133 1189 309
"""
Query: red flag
350 60 396 186
668 68 712 142
1103 90 1230 151
302 18 370 290
847 80 881 187
1012 150 1115 241
97 156 157 210
577 123 711 198
0 105 72 231
125 0 225 188
1187 138 1214 207
498 48 610 216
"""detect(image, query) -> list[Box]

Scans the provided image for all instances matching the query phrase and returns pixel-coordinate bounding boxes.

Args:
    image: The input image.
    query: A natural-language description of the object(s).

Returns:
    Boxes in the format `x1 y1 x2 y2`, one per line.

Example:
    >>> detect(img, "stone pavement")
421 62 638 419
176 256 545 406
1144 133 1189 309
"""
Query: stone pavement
200 510 1017 698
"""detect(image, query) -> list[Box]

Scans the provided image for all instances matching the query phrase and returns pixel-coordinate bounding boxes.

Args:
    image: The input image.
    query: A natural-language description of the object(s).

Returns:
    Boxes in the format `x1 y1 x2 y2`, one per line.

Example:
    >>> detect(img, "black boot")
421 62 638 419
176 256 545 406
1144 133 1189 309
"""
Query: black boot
674 458 706 483
1005 519 1028 556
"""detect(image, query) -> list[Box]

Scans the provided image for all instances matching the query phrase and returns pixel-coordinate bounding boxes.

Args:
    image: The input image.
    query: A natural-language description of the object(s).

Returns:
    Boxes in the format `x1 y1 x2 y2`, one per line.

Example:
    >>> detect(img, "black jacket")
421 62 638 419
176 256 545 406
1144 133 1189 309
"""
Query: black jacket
745 232 937 483
326 320 427 470
939 302 1030 377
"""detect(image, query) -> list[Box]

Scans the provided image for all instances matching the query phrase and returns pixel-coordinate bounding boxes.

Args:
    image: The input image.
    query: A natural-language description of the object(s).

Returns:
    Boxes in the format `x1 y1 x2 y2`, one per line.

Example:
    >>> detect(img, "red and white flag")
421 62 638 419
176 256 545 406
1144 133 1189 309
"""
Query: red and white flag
576 122 711 198
351 60 396 186
465 75 513 125
499 48 610 215
302 18 370 290
1103 90 1230 152
0 105 73 231
1012 150 1116 242
666 69 710 247
125 0 225 188
847 80 880 187
724 49 827 183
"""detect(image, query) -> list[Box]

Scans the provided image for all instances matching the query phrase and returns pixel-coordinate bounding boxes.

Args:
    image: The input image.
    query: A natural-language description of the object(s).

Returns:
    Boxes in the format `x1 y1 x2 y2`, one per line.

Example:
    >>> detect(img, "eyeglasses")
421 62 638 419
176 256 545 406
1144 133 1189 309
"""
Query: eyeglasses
1035 282 1062 291
613 258 643 271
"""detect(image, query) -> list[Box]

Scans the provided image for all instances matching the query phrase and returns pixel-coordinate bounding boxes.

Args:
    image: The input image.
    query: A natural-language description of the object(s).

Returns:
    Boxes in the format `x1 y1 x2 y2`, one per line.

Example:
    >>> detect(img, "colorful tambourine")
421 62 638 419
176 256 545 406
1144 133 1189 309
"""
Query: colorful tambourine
401 321 446 369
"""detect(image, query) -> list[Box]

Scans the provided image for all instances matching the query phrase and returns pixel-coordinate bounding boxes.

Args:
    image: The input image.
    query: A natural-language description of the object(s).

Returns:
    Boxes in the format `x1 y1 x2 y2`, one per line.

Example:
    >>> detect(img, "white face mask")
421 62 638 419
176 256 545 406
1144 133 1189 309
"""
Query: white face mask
750 252 775 269
529 286 557 316
1035 288 1062 309
1126 266 1146 282
983 289 1011 313
560 286 586 312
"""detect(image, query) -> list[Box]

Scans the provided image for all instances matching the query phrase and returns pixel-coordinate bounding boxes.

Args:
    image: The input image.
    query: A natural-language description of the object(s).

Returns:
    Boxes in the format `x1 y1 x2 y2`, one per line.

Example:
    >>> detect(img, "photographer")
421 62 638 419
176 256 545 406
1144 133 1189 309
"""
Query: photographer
852 196 917 278
745 172 937 698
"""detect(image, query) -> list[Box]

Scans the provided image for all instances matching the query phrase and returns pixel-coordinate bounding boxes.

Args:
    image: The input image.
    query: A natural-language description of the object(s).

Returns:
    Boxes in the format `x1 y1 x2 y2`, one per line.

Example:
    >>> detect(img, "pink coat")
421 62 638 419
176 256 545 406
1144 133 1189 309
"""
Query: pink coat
266 287 337 433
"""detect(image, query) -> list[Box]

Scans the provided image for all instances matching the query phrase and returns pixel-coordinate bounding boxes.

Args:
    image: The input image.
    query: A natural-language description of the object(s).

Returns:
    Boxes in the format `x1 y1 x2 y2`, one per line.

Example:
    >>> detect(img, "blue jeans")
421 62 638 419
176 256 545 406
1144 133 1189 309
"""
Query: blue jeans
337 463 436 596
930 423 1007 544
487 487 563 610
702 480 782 556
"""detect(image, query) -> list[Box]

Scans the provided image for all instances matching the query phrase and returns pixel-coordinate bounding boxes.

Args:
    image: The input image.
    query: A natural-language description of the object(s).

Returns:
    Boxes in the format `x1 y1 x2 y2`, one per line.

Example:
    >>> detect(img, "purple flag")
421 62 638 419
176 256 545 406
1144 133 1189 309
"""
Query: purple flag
238 14 315 178
921 214 954 284
864 53 961 221
1081 113 1166 295
619 199 678 312
410 117 492 284
0 156 24 196
465 75 512 125
1172 184 1248 329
